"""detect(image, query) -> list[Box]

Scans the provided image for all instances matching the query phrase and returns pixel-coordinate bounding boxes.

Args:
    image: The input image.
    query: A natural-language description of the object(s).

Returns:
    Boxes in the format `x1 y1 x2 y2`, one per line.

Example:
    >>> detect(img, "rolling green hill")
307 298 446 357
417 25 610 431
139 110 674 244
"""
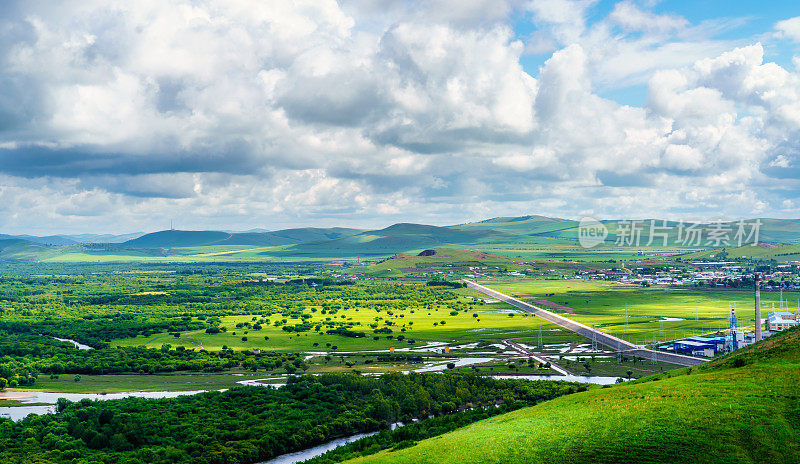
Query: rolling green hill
0 239 56 261
458 217 800 247
455 215 578 236
285 223 513 256
365 248 521 275
123 230 233 248
122 227 365 248
6 216 800 262
345 327 800 464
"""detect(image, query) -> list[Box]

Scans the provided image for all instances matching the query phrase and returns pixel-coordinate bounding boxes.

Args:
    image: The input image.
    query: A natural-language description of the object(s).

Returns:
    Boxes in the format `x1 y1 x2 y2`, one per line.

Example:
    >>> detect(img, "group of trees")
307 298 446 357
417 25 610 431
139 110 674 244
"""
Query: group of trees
0 373 581 464
0 333 301 382
0 273 467 348
0 317 207 349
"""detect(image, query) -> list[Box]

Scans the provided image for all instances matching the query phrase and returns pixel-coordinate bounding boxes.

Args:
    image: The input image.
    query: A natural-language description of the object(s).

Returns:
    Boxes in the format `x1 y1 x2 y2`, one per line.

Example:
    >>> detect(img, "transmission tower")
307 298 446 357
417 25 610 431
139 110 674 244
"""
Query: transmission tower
538 324 542 349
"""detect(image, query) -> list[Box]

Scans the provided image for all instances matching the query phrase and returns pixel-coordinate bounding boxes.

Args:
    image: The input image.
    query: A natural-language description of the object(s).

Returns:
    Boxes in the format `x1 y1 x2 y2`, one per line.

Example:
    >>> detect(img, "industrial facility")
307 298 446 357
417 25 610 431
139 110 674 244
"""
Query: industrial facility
660 273 799 358
767 311 799 332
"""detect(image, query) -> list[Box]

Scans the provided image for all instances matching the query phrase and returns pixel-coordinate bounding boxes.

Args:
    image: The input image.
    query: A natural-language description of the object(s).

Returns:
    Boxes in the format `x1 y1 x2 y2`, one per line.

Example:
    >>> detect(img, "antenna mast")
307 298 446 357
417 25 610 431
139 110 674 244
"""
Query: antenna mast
730 302 738 351
754 273 762 342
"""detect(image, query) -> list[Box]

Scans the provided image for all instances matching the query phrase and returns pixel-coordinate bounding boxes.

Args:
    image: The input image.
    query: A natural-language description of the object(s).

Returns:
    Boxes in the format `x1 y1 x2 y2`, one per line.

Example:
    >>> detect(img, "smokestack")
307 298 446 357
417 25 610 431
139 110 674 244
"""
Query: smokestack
754 273 762 341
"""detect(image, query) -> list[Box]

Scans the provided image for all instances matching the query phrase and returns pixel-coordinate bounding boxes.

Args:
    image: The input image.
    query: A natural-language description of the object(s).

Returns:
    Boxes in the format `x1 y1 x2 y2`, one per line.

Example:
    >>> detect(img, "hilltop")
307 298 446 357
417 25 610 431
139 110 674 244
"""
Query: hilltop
366 248 521 276
0 239 57 262
345 327 800 464
4 215 800 262
122 227 364 248
285 223 512 256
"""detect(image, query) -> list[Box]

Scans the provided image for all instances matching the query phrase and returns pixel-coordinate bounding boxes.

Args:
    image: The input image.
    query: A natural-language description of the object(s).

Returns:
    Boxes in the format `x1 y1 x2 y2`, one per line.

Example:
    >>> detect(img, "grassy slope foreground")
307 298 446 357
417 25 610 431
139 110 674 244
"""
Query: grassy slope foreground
347 327 800 464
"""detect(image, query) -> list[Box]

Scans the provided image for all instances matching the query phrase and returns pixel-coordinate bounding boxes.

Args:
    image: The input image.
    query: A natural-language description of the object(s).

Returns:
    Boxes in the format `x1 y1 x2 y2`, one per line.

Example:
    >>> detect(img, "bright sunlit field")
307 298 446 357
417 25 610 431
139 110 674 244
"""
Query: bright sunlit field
479 279 797 344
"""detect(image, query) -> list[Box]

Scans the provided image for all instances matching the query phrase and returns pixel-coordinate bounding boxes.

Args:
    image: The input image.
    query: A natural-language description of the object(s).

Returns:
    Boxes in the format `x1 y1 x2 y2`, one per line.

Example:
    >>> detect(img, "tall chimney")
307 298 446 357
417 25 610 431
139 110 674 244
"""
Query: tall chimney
754 273 762 341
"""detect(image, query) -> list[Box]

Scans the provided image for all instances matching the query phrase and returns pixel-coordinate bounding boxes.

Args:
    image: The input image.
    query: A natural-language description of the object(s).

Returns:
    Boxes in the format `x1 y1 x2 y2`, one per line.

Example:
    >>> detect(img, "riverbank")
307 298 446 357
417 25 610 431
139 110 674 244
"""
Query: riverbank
17 372 269 394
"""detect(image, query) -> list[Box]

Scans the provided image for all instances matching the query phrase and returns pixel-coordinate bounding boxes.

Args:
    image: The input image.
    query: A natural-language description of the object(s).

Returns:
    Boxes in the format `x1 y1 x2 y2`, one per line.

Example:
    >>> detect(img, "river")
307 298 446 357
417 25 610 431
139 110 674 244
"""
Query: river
255 431 378 464
256 422 403 464
490 374 624 384
52 337 94 350
0 390 205 421
252 373 623 464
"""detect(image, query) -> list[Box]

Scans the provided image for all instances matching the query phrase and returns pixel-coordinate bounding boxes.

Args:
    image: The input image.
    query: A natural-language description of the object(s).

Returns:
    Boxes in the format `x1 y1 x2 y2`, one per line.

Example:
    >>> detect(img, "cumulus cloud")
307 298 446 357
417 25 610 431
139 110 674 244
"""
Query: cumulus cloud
775 16 800 42
0 1 799 234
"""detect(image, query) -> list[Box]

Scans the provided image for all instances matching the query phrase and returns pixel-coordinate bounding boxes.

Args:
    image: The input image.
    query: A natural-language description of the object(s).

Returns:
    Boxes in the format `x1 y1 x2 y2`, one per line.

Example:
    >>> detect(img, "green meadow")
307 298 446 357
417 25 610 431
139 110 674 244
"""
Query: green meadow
477 278 797 344
111 298 577 352
344 327 800 464
20 373 269 394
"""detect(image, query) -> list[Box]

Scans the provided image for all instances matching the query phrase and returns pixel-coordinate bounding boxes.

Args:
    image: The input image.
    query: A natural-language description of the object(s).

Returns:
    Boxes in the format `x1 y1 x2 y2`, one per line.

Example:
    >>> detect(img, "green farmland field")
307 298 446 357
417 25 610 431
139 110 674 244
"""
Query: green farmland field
477 278 797 345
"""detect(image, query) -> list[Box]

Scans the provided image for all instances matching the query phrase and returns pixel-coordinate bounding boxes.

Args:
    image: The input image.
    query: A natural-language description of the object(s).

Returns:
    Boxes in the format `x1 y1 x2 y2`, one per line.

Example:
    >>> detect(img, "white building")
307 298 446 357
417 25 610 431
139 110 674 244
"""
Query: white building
767 312 799 332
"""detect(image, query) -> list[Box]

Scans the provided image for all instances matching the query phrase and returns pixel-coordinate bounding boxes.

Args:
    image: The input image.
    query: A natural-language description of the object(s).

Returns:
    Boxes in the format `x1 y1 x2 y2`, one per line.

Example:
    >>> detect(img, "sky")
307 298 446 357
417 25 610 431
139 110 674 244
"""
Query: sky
1 0 800 235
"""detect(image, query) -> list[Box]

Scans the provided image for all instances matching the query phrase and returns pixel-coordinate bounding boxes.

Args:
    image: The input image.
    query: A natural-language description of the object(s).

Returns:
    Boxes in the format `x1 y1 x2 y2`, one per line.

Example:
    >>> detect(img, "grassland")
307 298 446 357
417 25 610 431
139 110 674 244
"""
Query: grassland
104 276 798 354
365 248 522 276
344 327 800 464
686 242 800 261
111 299 577 352
477 278 797 345
16 373 271 393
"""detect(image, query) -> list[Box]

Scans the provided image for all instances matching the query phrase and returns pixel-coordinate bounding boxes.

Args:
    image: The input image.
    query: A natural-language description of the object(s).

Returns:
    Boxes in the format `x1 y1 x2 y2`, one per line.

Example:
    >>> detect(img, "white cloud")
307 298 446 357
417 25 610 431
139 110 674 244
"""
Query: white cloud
609 1 687 35
0 1 799 233
770 155 792 168
775 16 800 42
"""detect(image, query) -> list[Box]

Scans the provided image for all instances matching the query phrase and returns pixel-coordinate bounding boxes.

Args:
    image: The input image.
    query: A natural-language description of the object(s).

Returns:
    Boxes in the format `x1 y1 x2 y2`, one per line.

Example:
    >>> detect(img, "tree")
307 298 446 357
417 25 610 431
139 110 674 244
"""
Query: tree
110 433 133 451
74 374 81 382
626 370 633 379
446 363 456 370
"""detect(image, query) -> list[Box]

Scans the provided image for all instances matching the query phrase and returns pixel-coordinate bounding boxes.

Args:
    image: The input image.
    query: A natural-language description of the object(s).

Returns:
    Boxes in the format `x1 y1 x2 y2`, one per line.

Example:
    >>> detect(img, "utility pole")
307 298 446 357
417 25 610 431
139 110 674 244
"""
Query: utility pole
625 303 629 333
754 273 762 342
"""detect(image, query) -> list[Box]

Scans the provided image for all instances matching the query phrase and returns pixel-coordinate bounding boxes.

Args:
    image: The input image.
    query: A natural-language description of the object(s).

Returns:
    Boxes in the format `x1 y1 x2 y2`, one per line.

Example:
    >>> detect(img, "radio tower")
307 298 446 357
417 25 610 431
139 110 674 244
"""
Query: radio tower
754 273 762 341
729 302 738 351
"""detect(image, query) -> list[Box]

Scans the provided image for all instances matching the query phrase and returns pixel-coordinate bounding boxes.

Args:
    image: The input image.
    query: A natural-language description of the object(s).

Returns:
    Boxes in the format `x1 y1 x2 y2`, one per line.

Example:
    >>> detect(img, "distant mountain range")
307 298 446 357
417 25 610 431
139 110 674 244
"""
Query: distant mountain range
2 215 800 262
122 227 364 248
0 232 144 245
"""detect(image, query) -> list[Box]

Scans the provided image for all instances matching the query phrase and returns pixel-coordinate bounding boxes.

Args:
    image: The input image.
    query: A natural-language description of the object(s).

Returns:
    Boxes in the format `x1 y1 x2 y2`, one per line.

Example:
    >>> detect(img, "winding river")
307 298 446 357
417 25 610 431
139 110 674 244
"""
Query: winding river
52 337 94 350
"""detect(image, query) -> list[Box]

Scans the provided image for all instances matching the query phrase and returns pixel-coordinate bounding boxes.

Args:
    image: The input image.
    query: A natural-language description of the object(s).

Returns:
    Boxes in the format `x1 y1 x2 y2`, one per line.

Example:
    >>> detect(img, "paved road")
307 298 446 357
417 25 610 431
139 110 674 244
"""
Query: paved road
501 338 573 375
464 280 706 367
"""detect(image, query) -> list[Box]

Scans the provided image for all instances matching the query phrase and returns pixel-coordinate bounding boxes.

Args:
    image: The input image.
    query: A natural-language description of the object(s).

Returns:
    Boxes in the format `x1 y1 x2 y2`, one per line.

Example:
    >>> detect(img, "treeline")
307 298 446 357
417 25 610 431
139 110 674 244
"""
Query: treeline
0 317 206 348
0 333 300 381
0 373 581 464
426 279 466 289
